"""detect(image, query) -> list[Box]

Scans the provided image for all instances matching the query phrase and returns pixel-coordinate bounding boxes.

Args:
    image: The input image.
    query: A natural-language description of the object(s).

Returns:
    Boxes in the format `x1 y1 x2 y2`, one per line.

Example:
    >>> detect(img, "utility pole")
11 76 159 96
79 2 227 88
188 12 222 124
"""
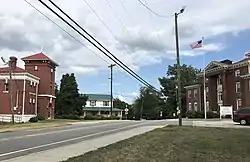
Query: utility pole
108 64 116 116
174 7 185 126
1 56 14 124
140 93 144 120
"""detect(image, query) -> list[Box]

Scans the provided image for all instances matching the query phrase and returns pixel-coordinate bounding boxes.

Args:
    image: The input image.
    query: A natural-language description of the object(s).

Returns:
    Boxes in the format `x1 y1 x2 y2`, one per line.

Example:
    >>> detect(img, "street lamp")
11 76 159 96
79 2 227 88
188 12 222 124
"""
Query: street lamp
174 7 185 126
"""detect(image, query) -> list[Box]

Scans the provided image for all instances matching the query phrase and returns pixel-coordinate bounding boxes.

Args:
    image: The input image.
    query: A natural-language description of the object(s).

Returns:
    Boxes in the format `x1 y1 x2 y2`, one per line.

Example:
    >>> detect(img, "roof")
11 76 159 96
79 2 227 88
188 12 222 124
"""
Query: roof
83 107 122 112
21 52 59 66
85 94 111 101
0 67 26 73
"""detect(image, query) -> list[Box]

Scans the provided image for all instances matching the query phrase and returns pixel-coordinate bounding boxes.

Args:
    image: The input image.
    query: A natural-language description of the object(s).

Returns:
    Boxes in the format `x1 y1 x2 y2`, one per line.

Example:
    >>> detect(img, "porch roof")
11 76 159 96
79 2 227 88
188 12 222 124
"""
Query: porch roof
83 107 122 112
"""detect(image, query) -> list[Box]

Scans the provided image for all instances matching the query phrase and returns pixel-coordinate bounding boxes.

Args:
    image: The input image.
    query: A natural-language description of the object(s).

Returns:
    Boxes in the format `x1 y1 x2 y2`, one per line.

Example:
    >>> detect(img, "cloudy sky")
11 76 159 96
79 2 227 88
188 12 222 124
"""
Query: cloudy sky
0 0 250 103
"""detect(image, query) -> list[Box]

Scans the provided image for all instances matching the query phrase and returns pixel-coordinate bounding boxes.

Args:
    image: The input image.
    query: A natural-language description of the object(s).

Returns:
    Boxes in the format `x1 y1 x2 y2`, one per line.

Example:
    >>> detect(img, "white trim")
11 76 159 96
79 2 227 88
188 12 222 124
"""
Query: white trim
0 73 39 83
35 85 38 115
29 92 36 96
22 79 26 119
184 84 201 89
38 94 56 98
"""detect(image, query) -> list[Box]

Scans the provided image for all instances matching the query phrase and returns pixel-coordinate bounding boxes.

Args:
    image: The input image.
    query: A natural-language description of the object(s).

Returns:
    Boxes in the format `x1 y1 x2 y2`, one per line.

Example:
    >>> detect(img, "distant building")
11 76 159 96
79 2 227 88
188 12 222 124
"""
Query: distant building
83 94 122 117
185 52 250 112
0 53 58 122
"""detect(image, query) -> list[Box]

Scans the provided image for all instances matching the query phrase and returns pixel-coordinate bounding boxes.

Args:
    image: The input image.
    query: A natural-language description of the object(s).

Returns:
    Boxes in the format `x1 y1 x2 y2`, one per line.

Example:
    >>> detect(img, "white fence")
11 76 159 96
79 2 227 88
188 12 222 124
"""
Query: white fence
0 114 36 123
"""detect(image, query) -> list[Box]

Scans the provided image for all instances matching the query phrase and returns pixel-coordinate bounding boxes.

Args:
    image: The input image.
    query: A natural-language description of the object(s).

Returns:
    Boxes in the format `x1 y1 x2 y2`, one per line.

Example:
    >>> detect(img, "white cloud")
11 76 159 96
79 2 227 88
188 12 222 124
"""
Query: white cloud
0 0 249 79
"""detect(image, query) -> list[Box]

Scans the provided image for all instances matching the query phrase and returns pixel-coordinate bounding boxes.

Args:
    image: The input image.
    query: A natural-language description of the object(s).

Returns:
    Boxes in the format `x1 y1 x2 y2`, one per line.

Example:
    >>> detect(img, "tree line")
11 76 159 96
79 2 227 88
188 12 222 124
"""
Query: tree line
54 63 201 120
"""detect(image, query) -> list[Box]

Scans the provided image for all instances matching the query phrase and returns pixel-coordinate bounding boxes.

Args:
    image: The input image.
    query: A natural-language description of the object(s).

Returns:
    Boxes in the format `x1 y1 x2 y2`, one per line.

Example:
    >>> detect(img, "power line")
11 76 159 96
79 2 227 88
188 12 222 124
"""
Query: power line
136 0 172 18
41 0 159 92
23 0 150 92
23 0 111 66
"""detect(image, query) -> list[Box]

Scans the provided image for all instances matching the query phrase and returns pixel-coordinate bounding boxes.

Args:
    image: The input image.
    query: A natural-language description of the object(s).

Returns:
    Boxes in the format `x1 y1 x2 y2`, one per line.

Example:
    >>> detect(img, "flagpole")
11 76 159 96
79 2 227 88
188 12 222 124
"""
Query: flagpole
202 37 207 119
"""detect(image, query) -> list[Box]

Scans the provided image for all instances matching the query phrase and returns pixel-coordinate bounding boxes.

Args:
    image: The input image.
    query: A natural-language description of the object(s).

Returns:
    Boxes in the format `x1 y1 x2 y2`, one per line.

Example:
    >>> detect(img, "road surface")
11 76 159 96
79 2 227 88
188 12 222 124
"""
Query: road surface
0 120 174 161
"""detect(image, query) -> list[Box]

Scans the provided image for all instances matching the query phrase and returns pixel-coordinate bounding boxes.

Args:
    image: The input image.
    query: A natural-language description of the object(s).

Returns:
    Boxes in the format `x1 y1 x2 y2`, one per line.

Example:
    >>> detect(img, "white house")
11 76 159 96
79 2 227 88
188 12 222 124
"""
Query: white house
83 94 122 118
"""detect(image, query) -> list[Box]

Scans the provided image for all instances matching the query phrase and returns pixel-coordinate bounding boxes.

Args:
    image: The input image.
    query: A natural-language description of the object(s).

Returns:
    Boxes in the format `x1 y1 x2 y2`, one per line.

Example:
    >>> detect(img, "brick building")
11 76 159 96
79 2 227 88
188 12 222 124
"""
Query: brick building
0 52 58 122
185 52 250 112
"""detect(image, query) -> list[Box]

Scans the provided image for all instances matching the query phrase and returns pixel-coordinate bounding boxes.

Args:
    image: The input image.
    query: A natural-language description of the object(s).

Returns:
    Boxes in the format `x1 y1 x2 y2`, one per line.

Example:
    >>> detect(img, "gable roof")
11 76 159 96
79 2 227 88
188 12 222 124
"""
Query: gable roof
204 61 228 71
21 52 59 66
85 94 111 101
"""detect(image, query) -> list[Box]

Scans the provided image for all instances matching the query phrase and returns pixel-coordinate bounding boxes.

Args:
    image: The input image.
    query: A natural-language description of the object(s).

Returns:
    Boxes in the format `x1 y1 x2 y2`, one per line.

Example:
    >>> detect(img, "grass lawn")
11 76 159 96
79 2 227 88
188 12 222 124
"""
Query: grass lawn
64 126 250 162
0 119 82 132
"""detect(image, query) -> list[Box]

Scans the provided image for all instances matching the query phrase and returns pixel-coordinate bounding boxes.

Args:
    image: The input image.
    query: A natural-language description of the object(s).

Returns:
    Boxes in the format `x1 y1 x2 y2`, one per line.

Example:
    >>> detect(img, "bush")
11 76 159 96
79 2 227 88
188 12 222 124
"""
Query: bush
36 114 45 121
29 117 38 123
55 114 81 120
83 115 120 120
83 114 96 120
186 111 196 118
207 111 219 118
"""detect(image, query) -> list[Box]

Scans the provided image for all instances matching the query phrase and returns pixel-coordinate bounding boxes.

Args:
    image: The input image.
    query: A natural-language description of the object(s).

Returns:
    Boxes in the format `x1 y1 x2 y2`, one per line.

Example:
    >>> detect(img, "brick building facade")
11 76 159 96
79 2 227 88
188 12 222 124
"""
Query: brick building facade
185 52 250 112
0 53 58 122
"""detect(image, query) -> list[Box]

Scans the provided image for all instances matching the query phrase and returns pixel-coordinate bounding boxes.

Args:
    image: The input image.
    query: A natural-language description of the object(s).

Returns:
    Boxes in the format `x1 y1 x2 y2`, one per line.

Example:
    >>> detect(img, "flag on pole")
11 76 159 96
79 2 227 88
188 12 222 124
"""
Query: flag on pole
190 39 203 49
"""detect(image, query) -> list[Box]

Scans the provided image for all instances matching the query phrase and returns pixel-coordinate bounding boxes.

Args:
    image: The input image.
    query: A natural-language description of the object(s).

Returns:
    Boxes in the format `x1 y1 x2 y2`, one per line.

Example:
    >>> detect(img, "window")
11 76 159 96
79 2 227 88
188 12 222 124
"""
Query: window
188 90 191 98
50 85 53 95
103 101 109 106
30 81 33 86
218 92 223 101
249 80 250 91
235 70 240 77
237 99 242 109
217 76 222 85
29 98 32 103
3 79 9 92
188 103 192 110
236 82 241 93
33 99 35 104
206 87 209 93
34 66 38 71
90 101 96 106
206 101 209 110
194 102 198 111
194 89 197 97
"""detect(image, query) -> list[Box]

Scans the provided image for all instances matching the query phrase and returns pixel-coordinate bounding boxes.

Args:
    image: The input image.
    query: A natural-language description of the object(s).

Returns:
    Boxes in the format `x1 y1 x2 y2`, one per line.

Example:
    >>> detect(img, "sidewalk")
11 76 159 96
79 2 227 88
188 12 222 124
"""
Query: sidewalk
2 125 165 162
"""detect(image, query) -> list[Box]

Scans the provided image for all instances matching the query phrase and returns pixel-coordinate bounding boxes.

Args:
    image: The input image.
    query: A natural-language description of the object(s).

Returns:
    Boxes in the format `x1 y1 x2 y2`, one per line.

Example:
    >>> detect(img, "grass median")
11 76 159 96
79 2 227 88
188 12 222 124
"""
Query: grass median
0 119 81 133
64 126 250 162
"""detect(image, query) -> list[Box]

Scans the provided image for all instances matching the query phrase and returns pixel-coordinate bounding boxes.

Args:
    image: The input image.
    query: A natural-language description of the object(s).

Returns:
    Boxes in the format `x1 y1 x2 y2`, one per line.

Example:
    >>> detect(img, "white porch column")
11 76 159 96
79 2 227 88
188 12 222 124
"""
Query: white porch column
22 79 26 122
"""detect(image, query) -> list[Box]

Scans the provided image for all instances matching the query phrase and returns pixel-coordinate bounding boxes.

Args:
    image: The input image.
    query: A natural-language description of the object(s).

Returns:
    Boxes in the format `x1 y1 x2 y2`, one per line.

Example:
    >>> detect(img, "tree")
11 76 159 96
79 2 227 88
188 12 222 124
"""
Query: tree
159 64 201 117
113 98 133 119
55 73 86 117
133 86 161 120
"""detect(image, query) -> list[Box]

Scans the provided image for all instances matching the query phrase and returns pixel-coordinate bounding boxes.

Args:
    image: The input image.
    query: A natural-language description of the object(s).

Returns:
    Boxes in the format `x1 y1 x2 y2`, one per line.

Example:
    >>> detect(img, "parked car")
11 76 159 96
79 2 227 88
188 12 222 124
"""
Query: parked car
233 108 250 125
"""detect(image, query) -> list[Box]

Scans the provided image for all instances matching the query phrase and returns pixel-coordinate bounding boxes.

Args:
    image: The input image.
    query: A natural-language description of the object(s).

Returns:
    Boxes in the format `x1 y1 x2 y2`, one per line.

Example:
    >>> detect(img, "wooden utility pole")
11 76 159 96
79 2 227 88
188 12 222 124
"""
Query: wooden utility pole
8 59 15 124
108 64 116 116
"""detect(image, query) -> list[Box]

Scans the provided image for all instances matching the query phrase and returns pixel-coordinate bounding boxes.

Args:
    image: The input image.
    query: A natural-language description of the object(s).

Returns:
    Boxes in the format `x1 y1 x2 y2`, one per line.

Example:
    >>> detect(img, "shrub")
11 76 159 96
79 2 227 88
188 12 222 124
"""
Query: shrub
186 111 196 118
55 114 81 120
206 111 219 118
36 114 45 121
83 114 96 120
29 117 38 123
195 111 205 118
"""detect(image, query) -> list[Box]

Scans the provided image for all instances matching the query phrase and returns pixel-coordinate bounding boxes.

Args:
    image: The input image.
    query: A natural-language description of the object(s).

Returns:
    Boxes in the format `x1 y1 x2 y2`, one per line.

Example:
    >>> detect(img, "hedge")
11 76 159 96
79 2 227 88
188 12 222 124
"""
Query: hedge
186 110 219 119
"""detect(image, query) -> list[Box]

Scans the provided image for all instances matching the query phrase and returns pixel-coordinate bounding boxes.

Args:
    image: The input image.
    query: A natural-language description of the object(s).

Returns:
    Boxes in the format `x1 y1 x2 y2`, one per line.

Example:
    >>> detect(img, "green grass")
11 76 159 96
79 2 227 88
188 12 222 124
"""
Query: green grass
64 126 250 162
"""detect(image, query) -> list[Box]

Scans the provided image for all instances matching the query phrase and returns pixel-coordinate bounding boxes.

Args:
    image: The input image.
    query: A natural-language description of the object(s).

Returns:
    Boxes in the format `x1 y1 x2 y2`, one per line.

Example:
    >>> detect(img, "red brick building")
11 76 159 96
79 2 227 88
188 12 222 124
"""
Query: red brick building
185 52 250 112
0 53 58 122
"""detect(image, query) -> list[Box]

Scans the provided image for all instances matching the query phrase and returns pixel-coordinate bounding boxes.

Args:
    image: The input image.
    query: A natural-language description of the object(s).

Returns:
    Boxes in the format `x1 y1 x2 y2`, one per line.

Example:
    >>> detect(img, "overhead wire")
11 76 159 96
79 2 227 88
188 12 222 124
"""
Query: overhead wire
38 0 160 92
136 0 173 19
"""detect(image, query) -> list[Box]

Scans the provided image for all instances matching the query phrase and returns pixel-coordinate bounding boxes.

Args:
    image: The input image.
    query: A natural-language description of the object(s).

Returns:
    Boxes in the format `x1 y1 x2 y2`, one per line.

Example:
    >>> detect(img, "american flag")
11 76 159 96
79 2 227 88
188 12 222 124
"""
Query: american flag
190 40 203 49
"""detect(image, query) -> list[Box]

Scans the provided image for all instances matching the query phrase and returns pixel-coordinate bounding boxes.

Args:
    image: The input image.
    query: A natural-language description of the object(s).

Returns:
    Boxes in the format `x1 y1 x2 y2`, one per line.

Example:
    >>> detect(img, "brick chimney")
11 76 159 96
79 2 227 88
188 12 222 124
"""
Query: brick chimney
9 56 17 70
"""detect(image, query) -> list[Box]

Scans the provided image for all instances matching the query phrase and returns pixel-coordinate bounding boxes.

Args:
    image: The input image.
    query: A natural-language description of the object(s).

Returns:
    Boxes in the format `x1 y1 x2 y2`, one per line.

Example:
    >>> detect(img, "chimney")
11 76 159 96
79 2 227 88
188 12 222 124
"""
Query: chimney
9 56 17 70
244 52 250 58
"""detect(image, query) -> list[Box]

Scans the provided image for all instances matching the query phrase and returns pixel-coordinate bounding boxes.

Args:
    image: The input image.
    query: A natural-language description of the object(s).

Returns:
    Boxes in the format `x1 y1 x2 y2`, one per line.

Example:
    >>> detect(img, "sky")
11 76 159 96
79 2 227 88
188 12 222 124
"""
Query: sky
0 0 250 103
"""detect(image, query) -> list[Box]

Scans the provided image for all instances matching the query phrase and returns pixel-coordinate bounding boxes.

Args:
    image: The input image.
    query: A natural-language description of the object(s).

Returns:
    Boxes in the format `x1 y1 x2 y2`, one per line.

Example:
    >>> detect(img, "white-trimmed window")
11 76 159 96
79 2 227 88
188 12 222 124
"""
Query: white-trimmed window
103 101 109 106
188 90 191 98
237 99 242 109
194 102 198 111
235 69 240 77
236 82 241 93
194 89 198 97
206 101 209 110
30 81 33 86
218 92 223 101
206 87 209 93
29 98 32 103
90 101 96 106
217 76 222 85
33 99 35 104
188 102 192 110
34 66 38 71
3 79 9 92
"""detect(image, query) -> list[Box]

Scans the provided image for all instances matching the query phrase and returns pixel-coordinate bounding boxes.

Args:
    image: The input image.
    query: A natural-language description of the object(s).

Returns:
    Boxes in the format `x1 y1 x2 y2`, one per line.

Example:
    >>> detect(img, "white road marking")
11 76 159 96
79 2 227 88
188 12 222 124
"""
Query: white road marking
0 121 160 157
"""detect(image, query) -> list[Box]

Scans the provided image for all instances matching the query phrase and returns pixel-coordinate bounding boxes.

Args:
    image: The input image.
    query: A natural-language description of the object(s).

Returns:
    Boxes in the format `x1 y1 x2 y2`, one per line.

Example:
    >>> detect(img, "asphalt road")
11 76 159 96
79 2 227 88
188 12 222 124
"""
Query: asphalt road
0 120 175 161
